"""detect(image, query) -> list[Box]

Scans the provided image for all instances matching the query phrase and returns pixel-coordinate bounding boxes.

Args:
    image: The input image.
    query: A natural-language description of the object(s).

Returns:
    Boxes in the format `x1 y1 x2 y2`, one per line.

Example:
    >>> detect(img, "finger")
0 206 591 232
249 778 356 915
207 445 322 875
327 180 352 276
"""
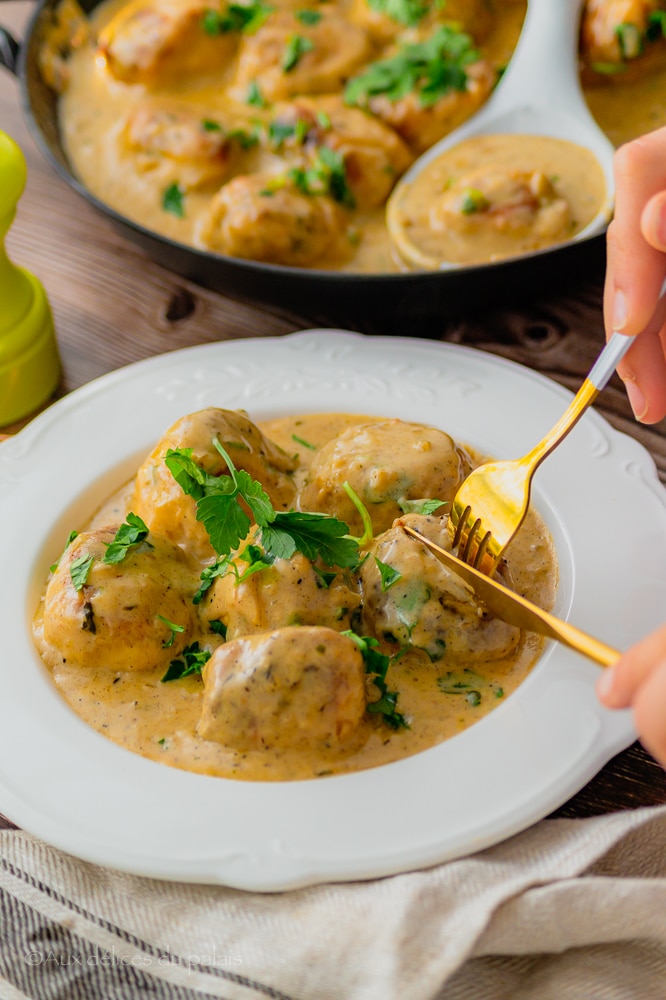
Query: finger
597 623 666 708
604 134 666 336
615 299 666 423
632 660 666 769
640 190 666 252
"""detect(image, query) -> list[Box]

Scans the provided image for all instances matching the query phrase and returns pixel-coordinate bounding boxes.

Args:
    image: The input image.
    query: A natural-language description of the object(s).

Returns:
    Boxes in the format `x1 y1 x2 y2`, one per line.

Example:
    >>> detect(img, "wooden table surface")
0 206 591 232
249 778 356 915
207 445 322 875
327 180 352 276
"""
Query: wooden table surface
2 0 666 829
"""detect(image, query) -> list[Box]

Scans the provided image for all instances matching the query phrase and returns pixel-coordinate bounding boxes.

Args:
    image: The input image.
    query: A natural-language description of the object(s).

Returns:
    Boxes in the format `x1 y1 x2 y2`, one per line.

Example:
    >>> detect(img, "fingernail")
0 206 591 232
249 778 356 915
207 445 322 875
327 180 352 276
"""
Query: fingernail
655 201 666 249
596 667 615 703
613 289 627 331
623 378 648 421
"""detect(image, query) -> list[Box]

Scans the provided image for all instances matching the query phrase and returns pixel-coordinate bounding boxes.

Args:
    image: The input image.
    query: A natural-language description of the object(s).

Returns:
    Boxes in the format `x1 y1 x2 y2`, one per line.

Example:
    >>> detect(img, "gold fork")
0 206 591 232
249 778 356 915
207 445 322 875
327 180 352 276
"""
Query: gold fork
450 331 634 575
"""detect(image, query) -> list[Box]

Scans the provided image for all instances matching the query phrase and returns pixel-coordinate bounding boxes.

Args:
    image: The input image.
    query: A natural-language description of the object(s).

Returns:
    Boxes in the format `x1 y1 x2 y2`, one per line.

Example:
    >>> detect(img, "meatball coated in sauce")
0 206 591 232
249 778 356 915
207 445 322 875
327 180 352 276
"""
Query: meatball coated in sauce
122 100 240 189
348 0 495 48
132 408 296 562
266 96 413 211
38 528 199 672
298 419 472 536
431 169 572 243
359 514 520 663
198 174 350 266
98 0 236 84
199 626 367 750
367 59 496 154
232 9 372 102
202 528 361 640
581 0 665 80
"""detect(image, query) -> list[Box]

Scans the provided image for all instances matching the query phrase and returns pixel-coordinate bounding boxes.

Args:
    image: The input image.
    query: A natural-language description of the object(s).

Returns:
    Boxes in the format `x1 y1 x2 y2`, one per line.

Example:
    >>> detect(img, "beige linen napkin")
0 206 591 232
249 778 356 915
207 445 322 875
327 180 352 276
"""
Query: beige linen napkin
1 805 666 1000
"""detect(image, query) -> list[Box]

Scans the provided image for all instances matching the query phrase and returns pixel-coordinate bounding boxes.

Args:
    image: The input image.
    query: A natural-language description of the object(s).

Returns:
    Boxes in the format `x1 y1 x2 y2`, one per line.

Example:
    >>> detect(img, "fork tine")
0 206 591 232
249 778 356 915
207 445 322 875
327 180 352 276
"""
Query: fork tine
471 529 493 571
451 506 470 550
459 517 482 565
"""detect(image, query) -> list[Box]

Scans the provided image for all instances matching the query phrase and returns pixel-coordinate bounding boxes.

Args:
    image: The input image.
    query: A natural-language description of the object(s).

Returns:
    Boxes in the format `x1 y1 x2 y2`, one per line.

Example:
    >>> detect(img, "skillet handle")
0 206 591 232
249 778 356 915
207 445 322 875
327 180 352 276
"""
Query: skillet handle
0 27 20 77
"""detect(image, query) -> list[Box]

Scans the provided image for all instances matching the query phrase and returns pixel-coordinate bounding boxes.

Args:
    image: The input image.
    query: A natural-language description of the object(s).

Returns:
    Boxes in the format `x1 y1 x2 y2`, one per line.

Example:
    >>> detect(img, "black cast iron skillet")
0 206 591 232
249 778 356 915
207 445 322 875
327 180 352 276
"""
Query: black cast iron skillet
0 0 605 331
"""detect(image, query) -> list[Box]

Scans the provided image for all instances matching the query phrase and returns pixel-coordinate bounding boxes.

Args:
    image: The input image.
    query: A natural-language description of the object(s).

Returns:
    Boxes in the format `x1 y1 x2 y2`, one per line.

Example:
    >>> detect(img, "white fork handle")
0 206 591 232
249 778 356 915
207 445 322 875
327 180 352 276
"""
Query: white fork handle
588 331 634 391
589 275 666 390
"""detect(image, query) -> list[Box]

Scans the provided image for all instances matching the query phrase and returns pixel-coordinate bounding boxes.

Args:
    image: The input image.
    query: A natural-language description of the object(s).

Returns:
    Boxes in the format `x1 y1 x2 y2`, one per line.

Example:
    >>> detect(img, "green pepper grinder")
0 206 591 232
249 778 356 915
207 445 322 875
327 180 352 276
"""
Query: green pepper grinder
0 131 61 425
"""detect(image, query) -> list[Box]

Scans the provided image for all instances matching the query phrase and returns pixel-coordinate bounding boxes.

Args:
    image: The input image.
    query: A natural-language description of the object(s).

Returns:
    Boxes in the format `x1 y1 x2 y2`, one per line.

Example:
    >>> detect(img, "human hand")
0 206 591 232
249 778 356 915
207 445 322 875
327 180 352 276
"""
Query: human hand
597 623 666 769
604 126 666 424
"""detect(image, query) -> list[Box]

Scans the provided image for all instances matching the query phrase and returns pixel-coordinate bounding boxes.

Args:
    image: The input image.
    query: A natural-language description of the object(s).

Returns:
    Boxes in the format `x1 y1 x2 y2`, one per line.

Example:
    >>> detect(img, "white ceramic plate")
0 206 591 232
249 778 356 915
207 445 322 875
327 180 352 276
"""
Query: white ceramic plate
2 330 665 891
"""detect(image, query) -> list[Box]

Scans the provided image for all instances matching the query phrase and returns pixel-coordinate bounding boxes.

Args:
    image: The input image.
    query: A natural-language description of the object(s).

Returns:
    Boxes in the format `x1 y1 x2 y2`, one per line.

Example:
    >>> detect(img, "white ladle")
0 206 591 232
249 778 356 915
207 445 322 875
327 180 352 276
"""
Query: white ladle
386 0 616 271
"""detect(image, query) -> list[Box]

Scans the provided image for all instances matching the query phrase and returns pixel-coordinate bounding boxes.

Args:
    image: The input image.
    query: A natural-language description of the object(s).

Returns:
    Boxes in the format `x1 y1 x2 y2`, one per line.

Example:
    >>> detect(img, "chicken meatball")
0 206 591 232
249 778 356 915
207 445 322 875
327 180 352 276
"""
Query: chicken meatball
132 408 297 562
198 173 351 266
202 528 361 640
581 0 665 81
199 626 367 749
265 96 413 210
298 419 472 537
359 514 520 663
37 527 199 672
123 100 243 189
364 58 496 154
98 0 236 84
233 8 372 102
430 168 572 247
347 0 495 48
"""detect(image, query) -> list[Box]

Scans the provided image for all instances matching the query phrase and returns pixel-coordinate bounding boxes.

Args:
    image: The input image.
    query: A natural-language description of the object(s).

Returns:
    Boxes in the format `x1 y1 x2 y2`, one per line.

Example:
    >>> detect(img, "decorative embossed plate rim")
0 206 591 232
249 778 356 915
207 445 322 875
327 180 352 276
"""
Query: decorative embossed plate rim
1 330 665 890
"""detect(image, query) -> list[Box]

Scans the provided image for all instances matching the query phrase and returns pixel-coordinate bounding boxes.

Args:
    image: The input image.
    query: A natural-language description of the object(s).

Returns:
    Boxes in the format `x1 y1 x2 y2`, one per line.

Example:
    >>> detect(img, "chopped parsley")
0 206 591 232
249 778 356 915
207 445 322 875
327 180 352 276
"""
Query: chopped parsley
291 432 317 450
193 554 234 604
437 669 497 708
288 145 355 207
162 182 185 218
268 119 309 147
51 530 78 573
208 619 227 637
647 10 666 41
201 2 274 35
70 552 93 592
460 187 490 215
161 642 211 682
157 614 185 648
282 34 314 72
296 8 322 25
103 513 151 564
343 632 409 730
315 109 331 129
367 0 429 28
397 498 447 516
201 118 223 132
246 80 267 107
313 567 337 588
615 21 643 59
344 25 478 108
374 556 402 592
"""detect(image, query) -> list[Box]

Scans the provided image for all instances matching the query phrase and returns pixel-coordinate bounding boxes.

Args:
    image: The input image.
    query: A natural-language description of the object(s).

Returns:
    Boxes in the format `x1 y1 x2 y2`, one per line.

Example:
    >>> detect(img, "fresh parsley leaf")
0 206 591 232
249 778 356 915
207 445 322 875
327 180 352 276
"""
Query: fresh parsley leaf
282 34 314 72
341 480 373 546
296 8 321 25
201 118 223 132
164 448 214 500
103 513 151 565
227 126 261 149
209 619 228 637
237 543 276 581
70 552 94 592
286 144 355 205
345 25 478 108
438 669 487 707
315 109 331 129
157 614 185 648
162 182 185 218
212 439 275 525
261 511 359 566
197 492 253 556
193 555 234 604
247 79 267 106
343 631 409 730
51 530 78 574
397 498 448 516
161 642 211 682
374 556 403 591
313 567 337 588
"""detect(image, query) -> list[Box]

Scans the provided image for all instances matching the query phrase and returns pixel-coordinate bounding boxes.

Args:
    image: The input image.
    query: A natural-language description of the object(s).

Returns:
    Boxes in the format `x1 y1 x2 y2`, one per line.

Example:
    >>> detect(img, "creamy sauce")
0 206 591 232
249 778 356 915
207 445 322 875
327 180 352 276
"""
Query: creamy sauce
390 134 608 266
33 411 558 782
